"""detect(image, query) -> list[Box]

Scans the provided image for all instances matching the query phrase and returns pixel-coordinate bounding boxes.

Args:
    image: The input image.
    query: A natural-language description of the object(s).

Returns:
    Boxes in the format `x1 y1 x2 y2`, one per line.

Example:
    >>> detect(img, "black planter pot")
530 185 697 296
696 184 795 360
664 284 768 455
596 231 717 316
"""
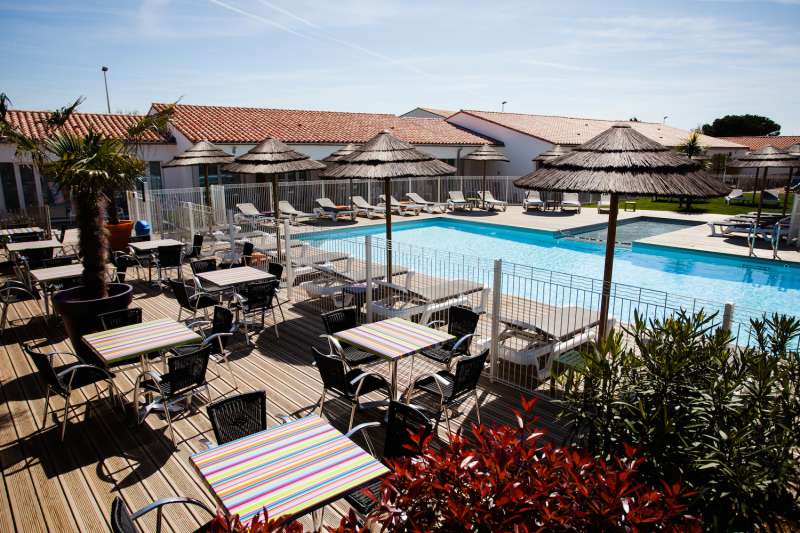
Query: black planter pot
53 283 133 365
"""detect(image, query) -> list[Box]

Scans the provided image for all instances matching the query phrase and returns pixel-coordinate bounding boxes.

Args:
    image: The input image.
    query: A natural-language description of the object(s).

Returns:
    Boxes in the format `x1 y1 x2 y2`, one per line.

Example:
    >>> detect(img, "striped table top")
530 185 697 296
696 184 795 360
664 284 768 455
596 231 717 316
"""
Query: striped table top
82 318 201 364
191 415 388 525
197 266 275 288
334 317 454 360
128 239 184 252
0 227 43 236
6 239 63 252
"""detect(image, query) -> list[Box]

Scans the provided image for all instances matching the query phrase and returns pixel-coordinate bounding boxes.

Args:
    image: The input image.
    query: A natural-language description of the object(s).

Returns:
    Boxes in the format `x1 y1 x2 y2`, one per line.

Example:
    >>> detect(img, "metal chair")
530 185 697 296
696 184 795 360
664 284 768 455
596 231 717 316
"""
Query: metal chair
99 307 143 330
320 307 379 367
21 247 54 269
184 234 204 261
187 305 239 387
167 279 218 321
311 346 391 430
128 234 153 280
267 261 287 321
155 244 184 285
42 255 79 268
190 257 228 297
111 252 137 283
110 496 214 533
232 279 281 339
206 390 267 445
404 349 489 439
419 306 480 368
133 344 212 446
0 280 42 335
343 401 433 518
24 343 120 440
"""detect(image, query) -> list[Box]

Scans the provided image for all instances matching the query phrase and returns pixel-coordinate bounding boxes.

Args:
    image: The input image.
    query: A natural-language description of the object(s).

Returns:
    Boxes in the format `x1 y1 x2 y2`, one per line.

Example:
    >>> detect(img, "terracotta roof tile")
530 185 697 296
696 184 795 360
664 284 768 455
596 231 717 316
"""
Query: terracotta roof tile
454 110 745 149
4 110 167 143
152 103 493 146
719 136 800 151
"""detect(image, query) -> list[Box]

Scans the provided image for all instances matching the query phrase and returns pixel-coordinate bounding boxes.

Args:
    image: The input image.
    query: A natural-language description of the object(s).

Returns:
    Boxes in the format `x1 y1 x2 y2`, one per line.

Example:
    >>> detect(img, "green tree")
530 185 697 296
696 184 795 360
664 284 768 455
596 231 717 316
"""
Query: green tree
701 114 781 137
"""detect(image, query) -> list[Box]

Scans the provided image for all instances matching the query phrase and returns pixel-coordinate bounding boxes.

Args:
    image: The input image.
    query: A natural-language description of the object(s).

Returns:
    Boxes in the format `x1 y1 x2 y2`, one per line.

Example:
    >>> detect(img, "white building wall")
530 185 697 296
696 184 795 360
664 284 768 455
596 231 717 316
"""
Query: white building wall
447 112 552 176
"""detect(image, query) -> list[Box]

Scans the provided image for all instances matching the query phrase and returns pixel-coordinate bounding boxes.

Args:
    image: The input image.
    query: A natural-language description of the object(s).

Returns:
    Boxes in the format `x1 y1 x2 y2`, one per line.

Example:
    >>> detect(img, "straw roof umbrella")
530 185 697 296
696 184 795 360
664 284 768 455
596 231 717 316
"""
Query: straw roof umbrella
321 130 455 278
323 143 360 210
515 123 728 337
532 145 572 169
727 146 800 220
224 138 325 257
463 145 509 209
163 141 234 209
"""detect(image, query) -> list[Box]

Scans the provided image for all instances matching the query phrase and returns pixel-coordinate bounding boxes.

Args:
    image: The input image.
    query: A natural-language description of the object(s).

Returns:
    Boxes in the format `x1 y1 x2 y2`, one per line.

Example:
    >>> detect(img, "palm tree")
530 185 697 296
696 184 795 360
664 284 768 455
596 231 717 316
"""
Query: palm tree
675 131 708 210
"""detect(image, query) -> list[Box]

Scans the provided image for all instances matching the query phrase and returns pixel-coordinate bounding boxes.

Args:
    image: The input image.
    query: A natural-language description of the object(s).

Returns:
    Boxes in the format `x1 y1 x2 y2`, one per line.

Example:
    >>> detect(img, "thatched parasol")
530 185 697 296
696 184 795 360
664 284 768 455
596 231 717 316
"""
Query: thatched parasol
163 141 234 209
321 130 455 278
463 144 509 209
727 146 800 219
532 145 572 168
323 143 361 210
515 123 728 337
224 138 325 257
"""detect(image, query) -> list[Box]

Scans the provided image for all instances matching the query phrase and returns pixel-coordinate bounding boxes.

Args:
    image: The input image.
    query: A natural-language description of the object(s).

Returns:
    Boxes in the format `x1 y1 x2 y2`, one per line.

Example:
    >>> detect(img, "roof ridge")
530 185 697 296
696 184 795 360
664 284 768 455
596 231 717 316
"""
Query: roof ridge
7 109 146 119
459 109 667 126
153 102 398 118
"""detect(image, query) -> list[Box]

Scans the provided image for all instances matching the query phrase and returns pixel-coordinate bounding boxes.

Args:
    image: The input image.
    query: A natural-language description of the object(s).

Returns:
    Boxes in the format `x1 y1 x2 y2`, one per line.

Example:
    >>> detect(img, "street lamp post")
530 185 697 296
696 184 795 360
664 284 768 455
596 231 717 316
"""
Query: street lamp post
101 66 111 113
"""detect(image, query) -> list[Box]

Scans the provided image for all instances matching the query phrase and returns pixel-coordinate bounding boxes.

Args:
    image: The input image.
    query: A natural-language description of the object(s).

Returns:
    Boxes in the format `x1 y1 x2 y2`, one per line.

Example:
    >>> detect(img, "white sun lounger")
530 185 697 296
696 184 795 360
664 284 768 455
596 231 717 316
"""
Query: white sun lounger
278 201 315 224
406 192 447 213
378 195 422 216
725 189 745 205
371 277 488 324
299 263 413 305
522 191 544 211
351 196 386 218
478 191 507 211
560 193 582 212
235 203 273 225
315 198 355 222
597 194 611 213
448 191 469 211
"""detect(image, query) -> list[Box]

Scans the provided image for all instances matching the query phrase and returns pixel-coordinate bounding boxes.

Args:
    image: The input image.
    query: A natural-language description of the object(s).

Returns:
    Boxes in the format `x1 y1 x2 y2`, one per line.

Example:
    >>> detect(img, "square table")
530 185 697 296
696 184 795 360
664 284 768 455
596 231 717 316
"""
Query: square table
30 263 85 316
196 266 275 289
191 415 389 528
6 239 63 256
333 317 455 397
82 318 202 369
0 226 43 237
128 238 184 252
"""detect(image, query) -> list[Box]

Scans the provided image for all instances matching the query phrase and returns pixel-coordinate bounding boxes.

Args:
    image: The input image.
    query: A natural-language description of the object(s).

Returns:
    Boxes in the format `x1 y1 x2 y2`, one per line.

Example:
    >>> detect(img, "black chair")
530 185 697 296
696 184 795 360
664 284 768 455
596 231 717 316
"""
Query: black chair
24 343 120 440
21 248 54 269
128 234 153 279
320 307 379 367
343 401 433 518
240 241 255 266
42 255 79 268
155 244 183 285
184 234 204 261
110 496 214 533
187 305 239 387
0 280 41 335
233 279 281 339
111 252 137 283
419 306 480 368
10 232 42 243
55 224 68 244
267 262 287 321
312 346 391 430
133 344 212 446
167 279 218 321
405 349 489 439
99 307 143 330
190 257 228 297
206 390 267 445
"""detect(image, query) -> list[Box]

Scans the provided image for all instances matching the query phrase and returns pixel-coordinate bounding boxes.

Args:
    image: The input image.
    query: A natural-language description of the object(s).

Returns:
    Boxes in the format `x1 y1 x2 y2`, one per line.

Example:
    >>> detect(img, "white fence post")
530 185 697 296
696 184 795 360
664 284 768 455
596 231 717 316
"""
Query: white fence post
283 218 294 301
490 259 502 382
186 202 195 242
143 181 154 235
365 235 373 323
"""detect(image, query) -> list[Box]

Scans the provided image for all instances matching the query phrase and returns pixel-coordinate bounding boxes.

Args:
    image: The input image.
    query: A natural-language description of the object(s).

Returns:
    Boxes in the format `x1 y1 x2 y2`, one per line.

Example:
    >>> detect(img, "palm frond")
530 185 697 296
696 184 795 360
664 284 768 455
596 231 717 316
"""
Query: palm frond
126 101 177 141
0 93 11 123
41 96 85 131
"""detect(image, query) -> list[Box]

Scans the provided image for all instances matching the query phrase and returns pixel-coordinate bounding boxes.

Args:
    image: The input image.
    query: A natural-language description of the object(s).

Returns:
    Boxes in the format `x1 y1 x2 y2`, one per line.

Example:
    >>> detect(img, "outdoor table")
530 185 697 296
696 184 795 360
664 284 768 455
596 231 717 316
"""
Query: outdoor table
128 238 184 252
29 263 112 317
196 265 275 289
333 317 454 398
0 226 43 237
190 415 389 529
6 239 63 258
82 318 202 370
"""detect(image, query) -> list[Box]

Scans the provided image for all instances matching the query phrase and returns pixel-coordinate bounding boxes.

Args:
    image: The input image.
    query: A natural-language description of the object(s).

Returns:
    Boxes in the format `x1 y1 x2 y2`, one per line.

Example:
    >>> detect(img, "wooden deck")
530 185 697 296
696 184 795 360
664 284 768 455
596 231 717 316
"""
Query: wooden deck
0 265 568 532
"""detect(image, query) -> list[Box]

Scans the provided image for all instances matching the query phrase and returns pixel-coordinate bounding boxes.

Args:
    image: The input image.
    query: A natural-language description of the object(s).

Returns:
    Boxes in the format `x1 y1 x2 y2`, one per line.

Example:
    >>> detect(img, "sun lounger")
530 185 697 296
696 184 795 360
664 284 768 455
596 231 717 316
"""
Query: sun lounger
560 193 582 213
315 198 355 222
235 203 272 222
299 262 413 305
522 191 544 212
448 191 469 211
725 189 745 205
762 190 780 203
278 201 315 224
406 192 448 213
378 195 422 216
371 277 488 324
274 244 350 269
351 196 385 218
597 194 611 213
478 191 507 211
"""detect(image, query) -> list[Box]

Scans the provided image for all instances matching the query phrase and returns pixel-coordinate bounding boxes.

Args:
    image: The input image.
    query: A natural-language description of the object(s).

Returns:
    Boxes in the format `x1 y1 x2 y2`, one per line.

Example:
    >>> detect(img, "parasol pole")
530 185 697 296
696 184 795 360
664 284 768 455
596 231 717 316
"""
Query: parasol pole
598 193 618 339
783 167 793 217
272 174 281 262
756 168 768 228
384 177 392 280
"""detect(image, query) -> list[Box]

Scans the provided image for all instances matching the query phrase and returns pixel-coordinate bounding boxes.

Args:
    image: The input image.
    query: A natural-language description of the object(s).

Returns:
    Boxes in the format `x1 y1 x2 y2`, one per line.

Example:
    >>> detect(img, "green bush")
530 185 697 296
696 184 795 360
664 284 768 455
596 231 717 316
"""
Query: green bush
559 311 800 531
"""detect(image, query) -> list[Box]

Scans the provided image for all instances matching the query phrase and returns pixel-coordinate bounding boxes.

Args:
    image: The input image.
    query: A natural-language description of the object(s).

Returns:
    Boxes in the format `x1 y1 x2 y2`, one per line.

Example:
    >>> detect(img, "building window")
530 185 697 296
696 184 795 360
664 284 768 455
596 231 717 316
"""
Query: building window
0 163 20 211
19 165 38 208
148 161 163 189
198 164 235 186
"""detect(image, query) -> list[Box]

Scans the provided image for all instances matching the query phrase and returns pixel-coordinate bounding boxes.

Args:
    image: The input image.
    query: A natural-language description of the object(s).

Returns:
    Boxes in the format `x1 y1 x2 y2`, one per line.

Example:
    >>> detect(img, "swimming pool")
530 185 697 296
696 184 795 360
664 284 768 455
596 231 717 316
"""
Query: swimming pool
565 217 703 244
300 218 800 319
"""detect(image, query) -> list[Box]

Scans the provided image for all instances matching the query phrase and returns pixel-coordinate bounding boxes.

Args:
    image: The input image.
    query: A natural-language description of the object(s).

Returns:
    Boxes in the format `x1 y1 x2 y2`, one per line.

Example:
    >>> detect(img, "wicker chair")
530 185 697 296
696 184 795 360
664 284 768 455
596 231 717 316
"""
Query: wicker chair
267 262 287 321
312 346 391 430
155 244 184 285
320 307 379 367
0 280 41 335
419 306 480 368
405 349 489 439
167 279 218 321
110 496 214 533
232 279 281 339
206 390 267 445
186 305 239 387
184 234 204 261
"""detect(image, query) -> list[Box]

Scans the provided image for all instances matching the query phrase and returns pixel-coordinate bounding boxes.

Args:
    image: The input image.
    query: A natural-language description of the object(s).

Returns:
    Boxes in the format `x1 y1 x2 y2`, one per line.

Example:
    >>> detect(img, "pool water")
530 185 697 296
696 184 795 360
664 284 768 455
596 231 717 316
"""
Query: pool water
301 218 800 319
566 217 703 243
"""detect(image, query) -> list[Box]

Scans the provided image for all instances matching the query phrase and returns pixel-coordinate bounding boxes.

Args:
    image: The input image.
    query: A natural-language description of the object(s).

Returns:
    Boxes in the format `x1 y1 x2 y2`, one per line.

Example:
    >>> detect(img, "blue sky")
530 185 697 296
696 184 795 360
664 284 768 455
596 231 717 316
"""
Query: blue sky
1 0 799 133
